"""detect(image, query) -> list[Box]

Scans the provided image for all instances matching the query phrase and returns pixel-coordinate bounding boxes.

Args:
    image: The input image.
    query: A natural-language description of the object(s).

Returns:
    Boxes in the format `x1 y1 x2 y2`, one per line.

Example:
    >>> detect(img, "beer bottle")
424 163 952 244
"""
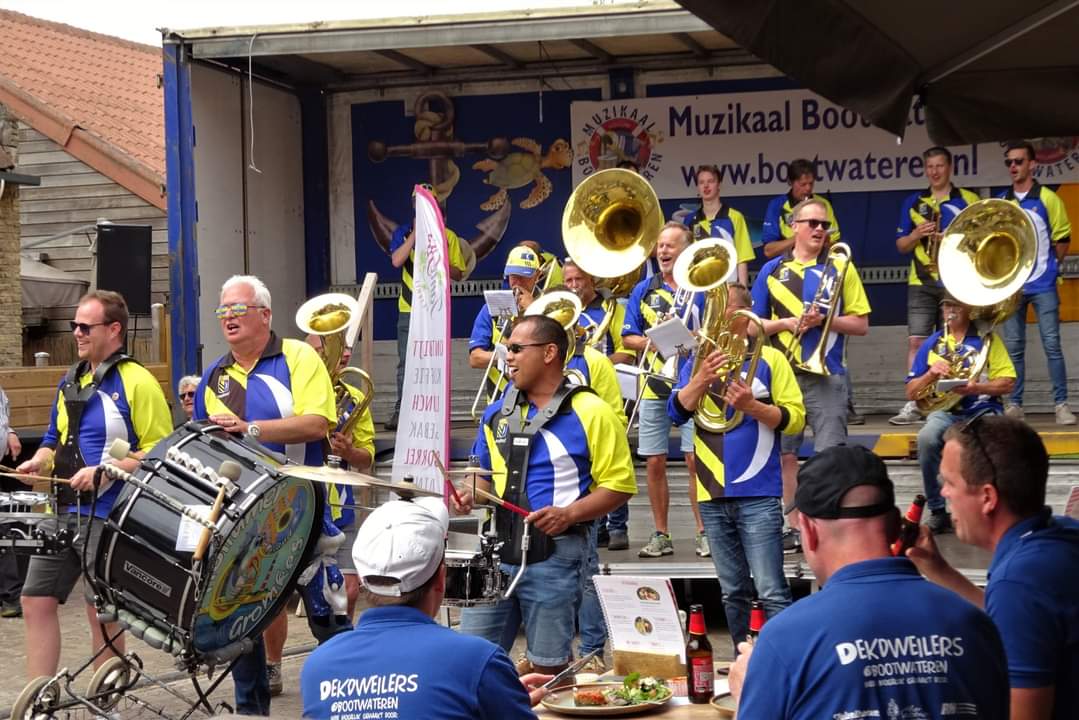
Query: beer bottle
685 604 714 703
891 494 927 557
747 599 766 643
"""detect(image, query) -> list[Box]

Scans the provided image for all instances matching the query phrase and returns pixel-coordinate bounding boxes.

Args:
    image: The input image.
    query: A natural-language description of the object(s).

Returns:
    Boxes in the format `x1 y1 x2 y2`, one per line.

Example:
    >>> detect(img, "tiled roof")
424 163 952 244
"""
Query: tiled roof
0 9 164 180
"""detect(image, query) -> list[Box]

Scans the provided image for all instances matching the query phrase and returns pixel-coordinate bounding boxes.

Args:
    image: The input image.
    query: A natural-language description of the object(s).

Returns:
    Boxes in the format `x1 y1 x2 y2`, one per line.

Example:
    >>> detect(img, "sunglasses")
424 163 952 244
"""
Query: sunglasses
794 218 832 231
180 391 196 400
69 321 109 334
215 303 265 319
960 408 998 488
506 342 550 354
1004 158 1027 167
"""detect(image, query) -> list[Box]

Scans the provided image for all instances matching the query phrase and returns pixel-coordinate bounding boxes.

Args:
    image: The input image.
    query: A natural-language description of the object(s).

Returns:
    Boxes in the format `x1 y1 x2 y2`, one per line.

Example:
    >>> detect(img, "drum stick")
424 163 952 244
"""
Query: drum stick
472 486 530 518
0 467 66 484
193 484 227 562
432 455 464 506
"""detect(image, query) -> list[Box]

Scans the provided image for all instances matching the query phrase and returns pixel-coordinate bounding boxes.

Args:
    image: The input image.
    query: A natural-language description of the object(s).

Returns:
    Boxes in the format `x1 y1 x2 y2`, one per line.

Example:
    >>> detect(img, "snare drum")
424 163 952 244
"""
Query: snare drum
7 491 50 512
94 423 323 662
442 531 506 607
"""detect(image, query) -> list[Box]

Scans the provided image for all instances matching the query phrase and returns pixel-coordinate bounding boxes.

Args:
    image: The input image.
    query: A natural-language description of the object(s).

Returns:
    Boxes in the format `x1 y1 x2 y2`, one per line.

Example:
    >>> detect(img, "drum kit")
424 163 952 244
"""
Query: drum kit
3 421 511 718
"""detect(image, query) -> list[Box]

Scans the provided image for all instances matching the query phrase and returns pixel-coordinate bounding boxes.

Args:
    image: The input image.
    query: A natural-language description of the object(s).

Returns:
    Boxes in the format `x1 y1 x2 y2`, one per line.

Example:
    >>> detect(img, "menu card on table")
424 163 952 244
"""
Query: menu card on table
593 575 686 679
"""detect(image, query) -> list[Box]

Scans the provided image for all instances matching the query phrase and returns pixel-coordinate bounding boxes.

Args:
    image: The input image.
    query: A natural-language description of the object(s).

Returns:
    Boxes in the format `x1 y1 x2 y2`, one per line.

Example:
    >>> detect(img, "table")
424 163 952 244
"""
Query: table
535 679 734 718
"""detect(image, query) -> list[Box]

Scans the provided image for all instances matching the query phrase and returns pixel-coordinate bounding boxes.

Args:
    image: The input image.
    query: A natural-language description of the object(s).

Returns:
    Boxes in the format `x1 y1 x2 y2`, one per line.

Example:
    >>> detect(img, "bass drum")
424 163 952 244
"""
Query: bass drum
94 423 323 664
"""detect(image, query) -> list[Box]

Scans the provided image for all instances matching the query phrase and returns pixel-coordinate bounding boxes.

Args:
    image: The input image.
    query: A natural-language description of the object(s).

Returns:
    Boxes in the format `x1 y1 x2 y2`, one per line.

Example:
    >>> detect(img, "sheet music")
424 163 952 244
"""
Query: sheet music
483 289 518 318
645 317 697 360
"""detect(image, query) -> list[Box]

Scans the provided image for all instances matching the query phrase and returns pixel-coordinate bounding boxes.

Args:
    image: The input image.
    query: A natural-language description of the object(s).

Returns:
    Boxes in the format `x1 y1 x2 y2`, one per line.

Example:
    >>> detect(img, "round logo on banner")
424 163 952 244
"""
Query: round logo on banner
1032 137 1079 166
576 107 664 178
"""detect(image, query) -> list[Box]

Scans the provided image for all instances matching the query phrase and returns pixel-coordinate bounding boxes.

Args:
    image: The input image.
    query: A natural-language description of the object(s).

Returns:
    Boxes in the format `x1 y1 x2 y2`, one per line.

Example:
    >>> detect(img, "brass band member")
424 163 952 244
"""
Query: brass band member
454 315 636 675
685 164 754 285
761 158 841 259
669 283 804 647
17 291 171 680
752 198 870 550
905 295 1015 534
562 259 632 364
891 147 981 426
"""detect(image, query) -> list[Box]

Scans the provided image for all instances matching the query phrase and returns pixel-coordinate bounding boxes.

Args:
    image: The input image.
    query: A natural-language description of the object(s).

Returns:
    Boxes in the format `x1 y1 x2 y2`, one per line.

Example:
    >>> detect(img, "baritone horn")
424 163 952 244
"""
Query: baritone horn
525 290 587 384
296 293 374 439
784 242 851 375
913 199 1035 412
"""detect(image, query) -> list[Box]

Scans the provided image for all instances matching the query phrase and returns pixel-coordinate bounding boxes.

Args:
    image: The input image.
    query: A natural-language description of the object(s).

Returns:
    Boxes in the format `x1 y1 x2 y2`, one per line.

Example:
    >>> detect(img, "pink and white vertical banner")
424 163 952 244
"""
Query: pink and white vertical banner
390 186 452 493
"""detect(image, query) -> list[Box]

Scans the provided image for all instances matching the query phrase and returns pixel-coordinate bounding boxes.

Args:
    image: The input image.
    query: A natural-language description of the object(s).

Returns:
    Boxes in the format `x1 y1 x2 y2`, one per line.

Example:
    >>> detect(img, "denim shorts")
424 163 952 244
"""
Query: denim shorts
22 513 102 604
637 398 695 456
907 284 944 338
780 372 848 455
458 531 588 667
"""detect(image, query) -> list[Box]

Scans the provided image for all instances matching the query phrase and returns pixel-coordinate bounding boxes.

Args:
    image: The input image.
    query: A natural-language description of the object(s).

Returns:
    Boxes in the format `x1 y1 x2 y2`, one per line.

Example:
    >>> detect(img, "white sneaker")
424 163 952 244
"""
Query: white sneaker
1004 404 1025 420
1056 404 1077 425
889 400 923 426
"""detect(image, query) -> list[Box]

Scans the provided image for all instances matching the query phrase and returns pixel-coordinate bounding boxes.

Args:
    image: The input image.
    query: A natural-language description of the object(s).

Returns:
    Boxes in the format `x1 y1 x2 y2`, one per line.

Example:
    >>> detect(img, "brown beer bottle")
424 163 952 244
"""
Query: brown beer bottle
747 599 766 643
685 604 714 703
891 494 927 557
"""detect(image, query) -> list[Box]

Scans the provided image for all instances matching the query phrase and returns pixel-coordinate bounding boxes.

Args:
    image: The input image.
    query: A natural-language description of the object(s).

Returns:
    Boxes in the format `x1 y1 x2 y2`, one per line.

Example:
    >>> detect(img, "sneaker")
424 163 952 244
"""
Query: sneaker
638 532 674 558
384 413 399 431
577 654 607 675
782 528 801 554
516 653 533 675
695 532 711 558
1004 404 1024 420
1055 404 1077 426
927 510 953 535
596 526 610 548
889 401 924 426
607 530 629 551
267 661 283 697
0 601 21 618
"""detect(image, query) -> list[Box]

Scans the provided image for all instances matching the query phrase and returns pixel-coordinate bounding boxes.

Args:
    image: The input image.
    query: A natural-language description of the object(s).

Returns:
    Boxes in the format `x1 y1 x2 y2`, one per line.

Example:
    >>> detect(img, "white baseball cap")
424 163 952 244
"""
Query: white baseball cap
353 497 448 597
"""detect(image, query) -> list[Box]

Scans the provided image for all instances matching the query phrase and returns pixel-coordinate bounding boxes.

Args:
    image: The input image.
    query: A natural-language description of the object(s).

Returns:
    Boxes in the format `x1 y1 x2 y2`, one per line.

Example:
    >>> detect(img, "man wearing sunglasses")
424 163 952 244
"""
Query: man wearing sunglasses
905 296 1015 534
893 148 982 428
908 416 1079 720
192 274 338 715
753 198 870 550
387 183 468 431
998 141 1074 426
453 314 636 677
16 290 171 681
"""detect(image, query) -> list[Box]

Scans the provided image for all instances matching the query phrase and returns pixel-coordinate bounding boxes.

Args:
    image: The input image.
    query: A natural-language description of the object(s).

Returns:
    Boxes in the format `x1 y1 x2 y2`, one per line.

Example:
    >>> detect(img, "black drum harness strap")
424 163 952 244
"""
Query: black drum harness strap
489 379 592 566
54 352 134 506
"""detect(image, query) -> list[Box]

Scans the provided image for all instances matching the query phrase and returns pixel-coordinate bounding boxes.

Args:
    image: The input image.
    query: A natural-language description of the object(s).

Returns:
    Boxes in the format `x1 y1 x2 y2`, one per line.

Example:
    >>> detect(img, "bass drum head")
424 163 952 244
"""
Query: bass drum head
191 474 321 654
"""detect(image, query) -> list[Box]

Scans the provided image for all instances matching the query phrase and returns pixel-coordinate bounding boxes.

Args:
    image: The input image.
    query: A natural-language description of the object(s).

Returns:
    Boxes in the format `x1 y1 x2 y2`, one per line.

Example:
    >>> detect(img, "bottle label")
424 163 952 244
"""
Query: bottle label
689 656 714 692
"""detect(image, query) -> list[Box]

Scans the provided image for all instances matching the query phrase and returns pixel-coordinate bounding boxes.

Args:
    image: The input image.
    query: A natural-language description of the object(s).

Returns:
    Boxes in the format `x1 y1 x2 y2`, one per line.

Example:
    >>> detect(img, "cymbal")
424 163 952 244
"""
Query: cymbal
443 467 495 476
282 464 441 498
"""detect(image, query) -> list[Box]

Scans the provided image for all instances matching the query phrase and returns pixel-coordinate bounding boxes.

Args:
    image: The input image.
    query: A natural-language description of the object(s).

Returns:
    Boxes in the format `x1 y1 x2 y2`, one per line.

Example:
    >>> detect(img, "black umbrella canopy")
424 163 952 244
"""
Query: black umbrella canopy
676 0 1079 146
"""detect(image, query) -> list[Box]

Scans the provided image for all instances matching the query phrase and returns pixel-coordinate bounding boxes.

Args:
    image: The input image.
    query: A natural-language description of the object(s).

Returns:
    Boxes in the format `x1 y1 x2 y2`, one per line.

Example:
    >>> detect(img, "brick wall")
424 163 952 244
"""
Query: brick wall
0 106 22 367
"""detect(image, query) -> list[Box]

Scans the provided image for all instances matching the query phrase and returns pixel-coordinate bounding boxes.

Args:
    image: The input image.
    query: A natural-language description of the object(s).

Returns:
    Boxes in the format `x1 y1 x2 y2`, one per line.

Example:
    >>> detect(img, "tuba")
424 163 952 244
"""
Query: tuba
784 242 852 375
525 290 587 384
296 293 374 441
913 199 1035 412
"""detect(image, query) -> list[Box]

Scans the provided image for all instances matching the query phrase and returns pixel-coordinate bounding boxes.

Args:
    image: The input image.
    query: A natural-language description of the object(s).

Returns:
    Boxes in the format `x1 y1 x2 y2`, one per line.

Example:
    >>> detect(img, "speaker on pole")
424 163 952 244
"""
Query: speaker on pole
95 224 152 314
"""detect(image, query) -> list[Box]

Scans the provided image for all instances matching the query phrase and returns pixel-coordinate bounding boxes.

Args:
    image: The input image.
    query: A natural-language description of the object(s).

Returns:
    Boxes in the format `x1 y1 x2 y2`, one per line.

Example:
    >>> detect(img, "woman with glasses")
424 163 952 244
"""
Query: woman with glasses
176 374 200 423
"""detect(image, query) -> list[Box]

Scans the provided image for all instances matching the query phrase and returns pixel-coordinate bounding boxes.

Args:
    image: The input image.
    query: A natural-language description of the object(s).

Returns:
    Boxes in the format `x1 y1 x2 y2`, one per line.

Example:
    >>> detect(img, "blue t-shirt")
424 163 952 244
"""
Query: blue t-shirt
986 508 1079 720
739 558 1008 720
300 605 536 719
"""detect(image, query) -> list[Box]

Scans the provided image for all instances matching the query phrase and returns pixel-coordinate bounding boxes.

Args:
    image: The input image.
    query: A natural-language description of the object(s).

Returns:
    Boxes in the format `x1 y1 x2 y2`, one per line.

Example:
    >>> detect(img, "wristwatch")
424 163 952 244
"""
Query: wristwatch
247 423 262 439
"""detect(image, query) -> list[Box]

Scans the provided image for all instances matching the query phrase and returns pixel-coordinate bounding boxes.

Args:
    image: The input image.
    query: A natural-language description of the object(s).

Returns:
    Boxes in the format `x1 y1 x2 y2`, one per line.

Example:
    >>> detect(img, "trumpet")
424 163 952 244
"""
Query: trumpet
296 293 374 441
784 242 851 375
921 202 942 275
914 199 1035 411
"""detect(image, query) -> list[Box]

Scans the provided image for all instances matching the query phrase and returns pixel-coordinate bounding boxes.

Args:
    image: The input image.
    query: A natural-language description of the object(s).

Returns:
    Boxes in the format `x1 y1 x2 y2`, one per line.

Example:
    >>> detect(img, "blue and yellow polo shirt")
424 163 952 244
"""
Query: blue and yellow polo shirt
999 182 1072 295
566 345 627 428
669 345 804 501
42 360 172 516
762 192 841 247
327 381 376 528
622 274 706 400
896 186 981 287
751 251 871 376
906 330 1015 417
686 204 756 263
473 390 636 511
390 225 467 313
579 295 627 357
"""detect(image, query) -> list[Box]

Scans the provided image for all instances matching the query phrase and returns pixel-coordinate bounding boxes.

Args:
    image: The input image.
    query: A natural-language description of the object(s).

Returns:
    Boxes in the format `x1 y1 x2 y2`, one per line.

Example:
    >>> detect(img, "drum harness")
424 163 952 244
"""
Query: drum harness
489 379 593 597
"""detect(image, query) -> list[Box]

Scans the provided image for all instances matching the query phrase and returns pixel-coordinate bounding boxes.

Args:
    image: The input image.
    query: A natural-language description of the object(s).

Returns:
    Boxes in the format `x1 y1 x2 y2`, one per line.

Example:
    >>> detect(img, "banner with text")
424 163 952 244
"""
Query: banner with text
391 186 452 493
571 89 1079 198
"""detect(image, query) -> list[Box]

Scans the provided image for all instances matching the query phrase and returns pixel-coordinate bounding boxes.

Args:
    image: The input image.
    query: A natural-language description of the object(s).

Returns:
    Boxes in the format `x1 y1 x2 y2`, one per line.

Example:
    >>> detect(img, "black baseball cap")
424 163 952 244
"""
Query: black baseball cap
786 445 895 519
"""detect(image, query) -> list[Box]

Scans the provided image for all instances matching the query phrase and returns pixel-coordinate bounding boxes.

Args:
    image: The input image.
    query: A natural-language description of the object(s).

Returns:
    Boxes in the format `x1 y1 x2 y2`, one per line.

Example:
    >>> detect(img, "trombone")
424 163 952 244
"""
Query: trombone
913 199 1035 412
470 288 524 421
783 242 851 375
295 293 375 441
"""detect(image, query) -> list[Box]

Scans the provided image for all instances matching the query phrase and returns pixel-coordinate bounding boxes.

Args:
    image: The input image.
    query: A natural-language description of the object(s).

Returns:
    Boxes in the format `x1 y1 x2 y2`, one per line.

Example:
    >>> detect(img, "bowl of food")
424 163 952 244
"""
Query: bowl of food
541 674 673 716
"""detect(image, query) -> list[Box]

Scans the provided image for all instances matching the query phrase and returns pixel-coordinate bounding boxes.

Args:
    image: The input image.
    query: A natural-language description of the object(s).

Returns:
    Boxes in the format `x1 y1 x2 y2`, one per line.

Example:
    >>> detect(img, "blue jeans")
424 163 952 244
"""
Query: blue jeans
393 310 411 416
577 522 607 656
698 497 791 647
460 532 587 667
917 410 963 513
1002 289 1069 406
601 502 629 534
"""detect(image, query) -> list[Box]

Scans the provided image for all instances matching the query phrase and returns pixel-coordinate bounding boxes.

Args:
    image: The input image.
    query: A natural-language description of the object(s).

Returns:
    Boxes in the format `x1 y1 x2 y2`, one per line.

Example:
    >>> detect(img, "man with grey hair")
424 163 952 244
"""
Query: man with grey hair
192 274 337 715
752 198 871 550
301 498 550 719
